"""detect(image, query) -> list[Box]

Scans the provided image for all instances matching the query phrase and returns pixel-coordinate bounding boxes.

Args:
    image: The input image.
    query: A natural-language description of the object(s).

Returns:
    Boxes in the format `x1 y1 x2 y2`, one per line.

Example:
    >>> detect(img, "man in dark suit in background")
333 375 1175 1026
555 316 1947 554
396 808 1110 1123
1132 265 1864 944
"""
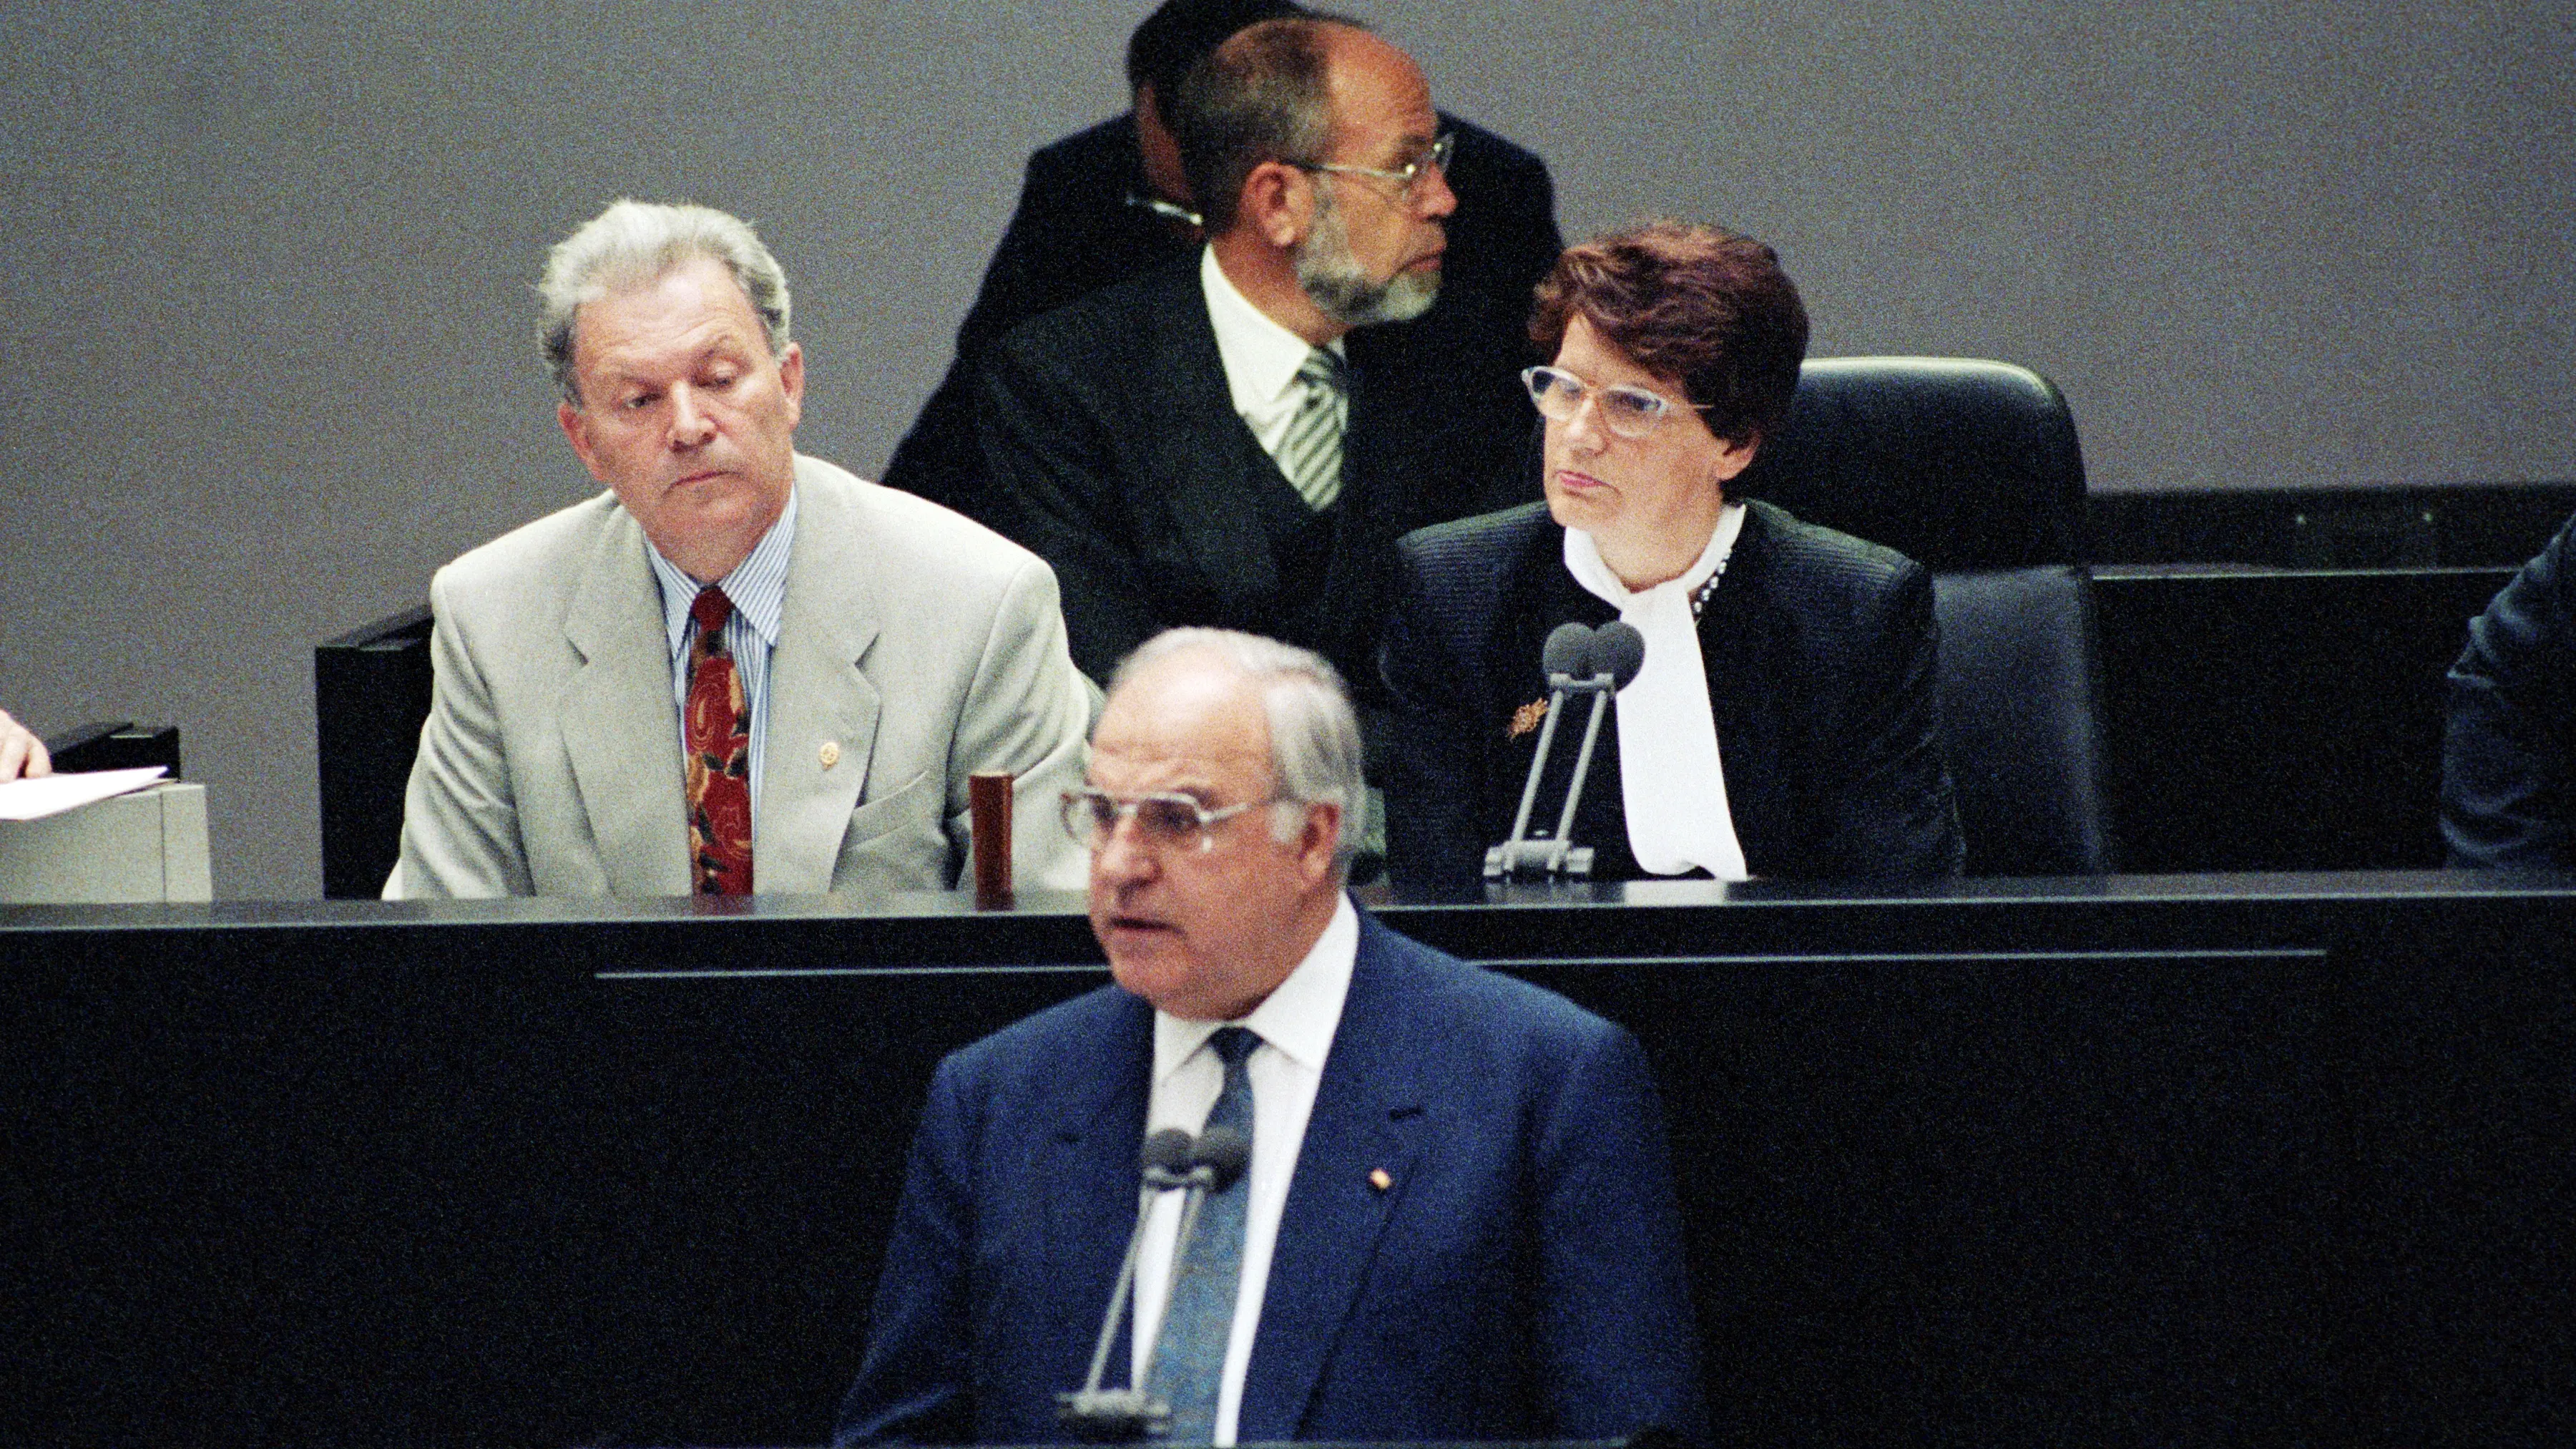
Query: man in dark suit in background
881 0 1558 522
834 628 1706 1445
971 16 1538 705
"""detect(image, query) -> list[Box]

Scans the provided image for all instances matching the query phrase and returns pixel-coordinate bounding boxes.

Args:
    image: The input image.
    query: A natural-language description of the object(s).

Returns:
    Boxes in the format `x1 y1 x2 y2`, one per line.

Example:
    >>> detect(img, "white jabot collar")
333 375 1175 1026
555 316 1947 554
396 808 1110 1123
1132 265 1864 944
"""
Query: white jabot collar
1562 504 1751 879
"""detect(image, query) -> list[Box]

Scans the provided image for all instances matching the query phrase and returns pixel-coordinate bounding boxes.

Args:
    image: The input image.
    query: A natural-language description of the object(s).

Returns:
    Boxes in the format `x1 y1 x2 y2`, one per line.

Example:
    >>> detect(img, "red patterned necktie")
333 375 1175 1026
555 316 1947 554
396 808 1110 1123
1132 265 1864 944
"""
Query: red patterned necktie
684 585 755 895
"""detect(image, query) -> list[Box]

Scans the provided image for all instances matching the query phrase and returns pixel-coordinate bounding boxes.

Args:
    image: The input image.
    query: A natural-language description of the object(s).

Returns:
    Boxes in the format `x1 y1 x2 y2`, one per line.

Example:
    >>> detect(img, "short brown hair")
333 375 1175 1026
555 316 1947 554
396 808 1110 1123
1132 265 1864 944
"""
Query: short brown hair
1172 15 1363 234
1529 222 1809 452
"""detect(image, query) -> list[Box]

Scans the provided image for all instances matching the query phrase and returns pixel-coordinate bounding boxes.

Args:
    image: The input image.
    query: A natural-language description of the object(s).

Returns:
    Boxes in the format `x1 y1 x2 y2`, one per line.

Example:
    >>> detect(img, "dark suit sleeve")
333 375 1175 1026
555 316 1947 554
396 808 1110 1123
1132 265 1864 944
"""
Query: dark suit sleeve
1817 560 1967 877
1439 117 1562 323
884 127 1144 522
974 333 1165 683
835 1057 980 1446
1378 540 1493 899
2443 514 2576 868
1528 1019 1712 1443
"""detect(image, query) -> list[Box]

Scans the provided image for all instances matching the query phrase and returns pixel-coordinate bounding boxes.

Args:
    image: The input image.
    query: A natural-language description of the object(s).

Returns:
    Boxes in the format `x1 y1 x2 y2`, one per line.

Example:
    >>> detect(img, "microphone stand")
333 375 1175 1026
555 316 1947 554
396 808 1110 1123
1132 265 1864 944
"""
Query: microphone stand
1487 668 1616 881
1056 1138 1193 1440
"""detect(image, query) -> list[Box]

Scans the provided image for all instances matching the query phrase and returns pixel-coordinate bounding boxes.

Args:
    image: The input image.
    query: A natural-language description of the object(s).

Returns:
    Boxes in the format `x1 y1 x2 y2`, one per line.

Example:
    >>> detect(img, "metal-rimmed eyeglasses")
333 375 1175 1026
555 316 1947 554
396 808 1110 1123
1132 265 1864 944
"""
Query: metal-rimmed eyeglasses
1060 788 1274 854
1521 365 1715 439
1294 131 1455 205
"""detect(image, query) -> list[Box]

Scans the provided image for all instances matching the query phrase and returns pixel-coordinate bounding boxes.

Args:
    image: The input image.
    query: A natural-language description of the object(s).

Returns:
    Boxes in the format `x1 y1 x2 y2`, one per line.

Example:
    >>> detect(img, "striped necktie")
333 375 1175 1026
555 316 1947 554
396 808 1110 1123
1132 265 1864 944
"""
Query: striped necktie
1148 1025 1260 1442
1277 348 1348 511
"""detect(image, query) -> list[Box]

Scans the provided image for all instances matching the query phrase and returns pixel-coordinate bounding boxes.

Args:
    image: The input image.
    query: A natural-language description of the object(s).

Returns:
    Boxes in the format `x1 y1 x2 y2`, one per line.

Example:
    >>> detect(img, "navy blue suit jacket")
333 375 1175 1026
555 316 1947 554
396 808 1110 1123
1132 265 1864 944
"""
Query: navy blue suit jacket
834 909 1708 1445
2444 508 2576 867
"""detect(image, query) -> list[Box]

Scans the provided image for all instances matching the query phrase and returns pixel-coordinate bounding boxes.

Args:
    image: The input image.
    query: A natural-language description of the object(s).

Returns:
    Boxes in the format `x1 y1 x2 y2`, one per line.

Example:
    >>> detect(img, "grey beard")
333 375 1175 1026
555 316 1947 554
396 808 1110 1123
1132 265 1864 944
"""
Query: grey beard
1293 191 1440 328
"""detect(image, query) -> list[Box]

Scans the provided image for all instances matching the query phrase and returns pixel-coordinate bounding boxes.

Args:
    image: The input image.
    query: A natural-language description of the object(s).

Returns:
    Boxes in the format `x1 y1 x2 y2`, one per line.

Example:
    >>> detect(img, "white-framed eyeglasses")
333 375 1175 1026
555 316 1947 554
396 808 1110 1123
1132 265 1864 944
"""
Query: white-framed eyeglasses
1294 131 1455 205
1060 788 1273 853
1521 365 1715 439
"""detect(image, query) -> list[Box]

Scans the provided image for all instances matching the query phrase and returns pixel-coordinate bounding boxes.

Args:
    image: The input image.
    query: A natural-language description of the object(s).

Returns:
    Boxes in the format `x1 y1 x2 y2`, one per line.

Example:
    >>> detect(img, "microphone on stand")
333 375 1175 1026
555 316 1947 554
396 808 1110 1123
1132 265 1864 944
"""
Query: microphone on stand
1132 1129 1250 1394
1486 620 1647 880
1057 1128 1196 1440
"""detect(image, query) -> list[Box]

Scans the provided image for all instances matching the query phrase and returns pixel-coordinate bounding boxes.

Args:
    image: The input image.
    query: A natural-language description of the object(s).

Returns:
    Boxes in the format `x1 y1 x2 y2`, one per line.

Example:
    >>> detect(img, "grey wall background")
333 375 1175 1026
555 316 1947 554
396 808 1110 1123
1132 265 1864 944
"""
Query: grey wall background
1 0 2567 899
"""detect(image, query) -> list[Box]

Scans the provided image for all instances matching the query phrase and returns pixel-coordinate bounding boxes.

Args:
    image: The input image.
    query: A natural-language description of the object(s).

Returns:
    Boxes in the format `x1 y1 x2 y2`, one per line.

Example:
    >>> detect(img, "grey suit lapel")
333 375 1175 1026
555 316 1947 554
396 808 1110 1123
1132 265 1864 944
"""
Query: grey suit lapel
1238 914 1433 1439
754 467 883 893
559 514 691 895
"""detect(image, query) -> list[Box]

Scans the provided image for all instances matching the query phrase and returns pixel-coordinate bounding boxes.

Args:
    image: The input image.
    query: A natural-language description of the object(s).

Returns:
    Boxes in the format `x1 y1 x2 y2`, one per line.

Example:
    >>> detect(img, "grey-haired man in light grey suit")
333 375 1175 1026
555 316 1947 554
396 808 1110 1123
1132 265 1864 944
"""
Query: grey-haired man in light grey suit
389 200 1093 899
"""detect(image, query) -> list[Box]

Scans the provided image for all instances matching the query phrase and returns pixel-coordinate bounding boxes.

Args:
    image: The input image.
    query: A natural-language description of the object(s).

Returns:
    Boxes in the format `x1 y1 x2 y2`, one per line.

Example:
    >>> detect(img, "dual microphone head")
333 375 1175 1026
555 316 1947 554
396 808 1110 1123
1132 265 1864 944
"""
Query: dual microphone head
1140 1126 1249 1194
1542 620 1647 691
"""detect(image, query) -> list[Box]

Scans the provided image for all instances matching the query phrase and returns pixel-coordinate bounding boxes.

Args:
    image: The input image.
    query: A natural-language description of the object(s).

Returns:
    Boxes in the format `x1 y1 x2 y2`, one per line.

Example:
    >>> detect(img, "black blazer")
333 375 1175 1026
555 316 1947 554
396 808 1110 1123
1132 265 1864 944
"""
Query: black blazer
974 261 1536 693
883 110 1561 522
1380 500 1966 894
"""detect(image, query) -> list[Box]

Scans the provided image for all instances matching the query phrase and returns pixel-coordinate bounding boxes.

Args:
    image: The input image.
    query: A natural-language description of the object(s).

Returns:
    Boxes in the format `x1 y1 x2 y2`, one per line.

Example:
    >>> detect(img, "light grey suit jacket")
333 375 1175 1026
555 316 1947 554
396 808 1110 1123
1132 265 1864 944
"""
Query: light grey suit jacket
390 455 1094 898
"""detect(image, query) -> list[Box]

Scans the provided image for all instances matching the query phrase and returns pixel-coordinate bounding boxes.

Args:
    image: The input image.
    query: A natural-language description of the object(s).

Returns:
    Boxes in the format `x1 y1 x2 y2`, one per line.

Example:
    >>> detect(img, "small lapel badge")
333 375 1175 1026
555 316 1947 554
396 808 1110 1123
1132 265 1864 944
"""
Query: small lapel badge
1368 1167 1393 1192
819 740 842 768
1507 699 1549 740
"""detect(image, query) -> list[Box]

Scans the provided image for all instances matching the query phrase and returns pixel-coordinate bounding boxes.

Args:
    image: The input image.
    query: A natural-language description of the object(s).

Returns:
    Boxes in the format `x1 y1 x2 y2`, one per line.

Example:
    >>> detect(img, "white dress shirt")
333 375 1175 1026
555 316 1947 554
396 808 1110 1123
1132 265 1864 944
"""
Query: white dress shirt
1200 245 1347 466
642 486 797 829
1130 894 1361 1445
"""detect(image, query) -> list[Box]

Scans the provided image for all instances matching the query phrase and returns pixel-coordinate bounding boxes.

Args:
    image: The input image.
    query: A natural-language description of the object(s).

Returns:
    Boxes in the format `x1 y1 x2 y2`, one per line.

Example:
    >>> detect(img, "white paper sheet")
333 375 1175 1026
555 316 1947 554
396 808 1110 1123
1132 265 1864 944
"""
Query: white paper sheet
0 766 171 821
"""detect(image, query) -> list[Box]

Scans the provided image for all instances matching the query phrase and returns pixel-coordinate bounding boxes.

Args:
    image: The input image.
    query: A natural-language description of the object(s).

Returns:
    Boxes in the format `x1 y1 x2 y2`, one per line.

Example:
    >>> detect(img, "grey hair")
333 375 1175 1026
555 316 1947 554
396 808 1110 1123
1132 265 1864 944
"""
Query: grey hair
1171 15 1360 234
1110 628 1369 874
537 199 793 407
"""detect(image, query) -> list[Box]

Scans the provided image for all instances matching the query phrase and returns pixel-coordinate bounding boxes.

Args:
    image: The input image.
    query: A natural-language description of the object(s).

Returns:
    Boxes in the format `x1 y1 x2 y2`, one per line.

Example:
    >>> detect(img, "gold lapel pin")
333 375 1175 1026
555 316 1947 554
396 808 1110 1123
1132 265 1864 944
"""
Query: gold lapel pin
819 740 841 768
1508 699 1548 740
1368 1167 1393 1191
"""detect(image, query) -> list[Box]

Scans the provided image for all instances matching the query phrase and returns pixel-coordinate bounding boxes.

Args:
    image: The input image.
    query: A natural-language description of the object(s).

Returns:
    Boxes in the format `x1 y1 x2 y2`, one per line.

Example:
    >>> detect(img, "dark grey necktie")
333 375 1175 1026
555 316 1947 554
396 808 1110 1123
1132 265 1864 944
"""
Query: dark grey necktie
1276 349 1348 511
1147 1025 1259 1442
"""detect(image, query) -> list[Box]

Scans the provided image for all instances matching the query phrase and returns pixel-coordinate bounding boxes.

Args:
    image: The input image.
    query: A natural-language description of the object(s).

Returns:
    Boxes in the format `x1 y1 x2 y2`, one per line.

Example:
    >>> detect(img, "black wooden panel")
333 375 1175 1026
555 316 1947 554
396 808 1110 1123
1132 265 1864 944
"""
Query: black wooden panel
3 883 2572 1445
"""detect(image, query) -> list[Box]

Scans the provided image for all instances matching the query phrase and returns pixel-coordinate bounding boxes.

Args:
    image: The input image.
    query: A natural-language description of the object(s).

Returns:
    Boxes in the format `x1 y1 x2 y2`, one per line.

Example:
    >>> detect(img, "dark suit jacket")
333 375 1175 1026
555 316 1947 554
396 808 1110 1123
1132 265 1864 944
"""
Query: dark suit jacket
833 909 1708 1446
883 110 1560 523
2443 509 2576 868
1380 500 1966 895
973 260 1536 694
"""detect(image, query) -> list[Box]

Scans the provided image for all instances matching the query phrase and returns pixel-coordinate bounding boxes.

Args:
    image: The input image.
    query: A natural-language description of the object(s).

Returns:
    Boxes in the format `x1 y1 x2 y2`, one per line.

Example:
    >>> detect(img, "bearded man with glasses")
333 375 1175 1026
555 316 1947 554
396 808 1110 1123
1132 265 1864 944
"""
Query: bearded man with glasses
836 627 1707 1446
971 16 1537 731
1379 223 1966 896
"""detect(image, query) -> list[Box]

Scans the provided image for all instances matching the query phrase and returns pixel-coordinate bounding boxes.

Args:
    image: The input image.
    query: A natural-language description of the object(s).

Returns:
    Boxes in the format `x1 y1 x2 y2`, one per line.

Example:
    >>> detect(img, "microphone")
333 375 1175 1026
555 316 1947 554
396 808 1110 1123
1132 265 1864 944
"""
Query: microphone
1487 620 1648 880
1187 1128 1250 1193
1540 620 1593 678
1130 1127 1253 1402
1592 620 1647 689
1056 1128 1197 1440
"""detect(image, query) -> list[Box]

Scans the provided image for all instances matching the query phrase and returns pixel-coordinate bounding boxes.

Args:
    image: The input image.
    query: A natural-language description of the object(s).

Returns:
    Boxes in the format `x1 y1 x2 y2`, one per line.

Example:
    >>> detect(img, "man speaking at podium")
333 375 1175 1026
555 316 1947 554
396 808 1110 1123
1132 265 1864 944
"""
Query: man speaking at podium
835 629 1706 1445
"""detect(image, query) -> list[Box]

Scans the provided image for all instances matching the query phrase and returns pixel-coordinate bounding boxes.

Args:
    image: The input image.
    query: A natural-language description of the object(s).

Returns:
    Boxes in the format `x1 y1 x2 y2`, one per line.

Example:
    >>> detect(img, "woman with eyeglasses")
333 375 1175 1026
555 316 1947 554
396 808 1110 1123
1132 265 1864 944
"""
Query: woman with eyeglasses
1378 221 1964 894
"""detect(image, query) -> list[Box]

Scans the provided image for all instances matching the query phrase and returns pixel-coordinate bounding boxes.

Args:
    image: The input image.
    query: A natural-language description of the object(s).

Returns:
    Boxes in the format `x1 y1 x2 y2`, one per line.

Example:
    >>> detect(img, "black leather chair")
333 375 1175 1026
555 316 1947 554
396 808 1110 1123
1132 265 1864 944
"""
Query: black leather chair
1932 567 2115 875
1740 356 2087 570
1753 358 2112 874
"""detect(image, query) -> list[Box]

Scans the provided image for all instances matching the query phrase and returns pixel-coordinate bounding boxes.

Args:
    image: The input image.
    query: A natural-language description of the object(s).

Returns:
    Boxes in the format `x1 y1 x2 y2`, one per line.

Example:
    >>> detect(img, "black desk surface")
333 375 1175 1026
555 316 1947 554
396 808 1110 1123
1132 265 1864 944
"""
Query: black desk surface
5 875 2572 1445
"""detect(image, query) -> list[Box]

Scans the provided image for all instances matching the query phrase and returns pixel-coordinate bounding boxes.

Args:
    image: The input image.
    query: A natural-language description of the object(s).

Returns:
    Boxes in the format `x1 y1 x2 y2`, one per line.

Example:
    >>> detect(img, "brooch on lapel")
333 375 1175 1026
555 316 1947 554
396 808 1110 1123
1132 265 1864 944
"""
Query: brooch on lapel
1508 699 1549 740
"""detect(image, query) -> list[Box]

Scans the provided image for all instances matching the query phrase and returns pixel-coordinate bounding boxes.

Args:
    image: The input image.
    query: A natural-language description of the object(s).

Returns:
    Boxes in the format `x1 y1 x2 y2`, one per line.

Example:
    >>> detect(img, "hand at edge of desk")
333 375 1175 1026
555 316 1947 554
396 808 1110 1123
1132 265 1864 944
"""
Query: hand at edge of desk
0 708 50 781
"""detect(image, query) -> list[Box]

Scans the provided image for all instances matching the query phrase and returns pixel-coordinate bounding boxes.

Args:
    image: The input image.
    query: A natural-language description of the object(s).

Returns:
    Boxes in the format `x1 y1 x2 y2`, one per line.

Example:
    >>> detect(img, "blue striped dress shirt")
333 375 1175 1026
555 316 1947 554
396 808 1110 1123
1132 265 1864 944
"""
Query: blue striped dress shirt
643 487 798 831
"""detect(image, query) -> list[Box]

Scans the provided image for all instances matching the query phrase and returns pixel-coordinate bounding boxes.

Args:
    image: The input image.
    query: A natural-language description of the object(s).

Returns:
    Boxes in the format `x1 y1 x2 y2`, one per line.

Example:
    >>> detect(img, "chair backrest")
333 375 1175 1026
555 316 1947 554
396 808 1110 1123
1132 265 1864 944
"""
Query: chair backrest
1933 567 2115 874
1736 356 2089 570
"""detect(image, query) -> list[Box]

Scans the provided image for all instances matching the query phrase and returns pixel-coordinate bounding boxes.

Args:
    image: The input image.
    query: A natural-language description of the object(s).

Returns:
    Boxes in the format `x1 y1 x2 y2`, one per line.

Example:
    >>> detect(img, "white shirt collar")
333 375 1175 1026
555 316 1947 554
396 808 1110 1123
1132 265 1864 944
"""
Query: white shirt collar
645 482 798 659
1152 894 1360 1083
1200 244 1343 419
